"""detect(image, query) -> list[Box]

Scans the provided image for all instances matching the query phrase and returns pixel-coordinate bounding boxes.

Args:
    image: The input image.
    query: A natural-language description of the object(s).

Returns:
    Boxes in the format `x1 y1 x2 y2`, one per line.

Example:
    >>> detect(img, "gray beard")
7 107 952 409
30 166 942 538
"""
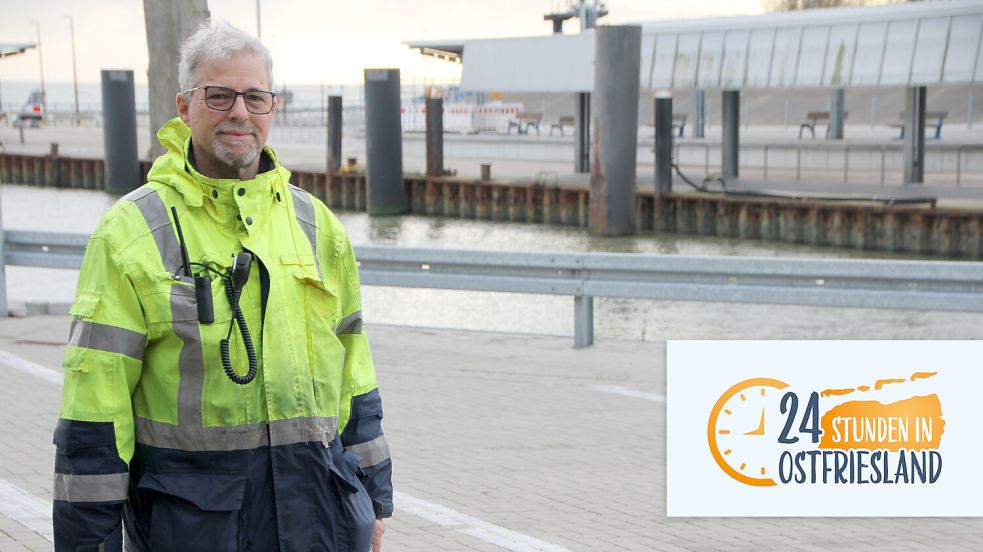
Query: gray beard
213 139 261 170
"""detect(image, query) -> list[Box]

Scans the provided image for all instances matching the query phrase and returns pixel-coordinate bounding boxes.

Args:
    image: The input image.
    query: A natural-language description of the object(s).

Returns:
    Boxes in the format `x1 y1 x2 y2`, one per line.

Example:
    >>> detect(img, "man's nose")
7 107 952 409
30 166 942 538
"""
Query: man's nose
227 94 250 120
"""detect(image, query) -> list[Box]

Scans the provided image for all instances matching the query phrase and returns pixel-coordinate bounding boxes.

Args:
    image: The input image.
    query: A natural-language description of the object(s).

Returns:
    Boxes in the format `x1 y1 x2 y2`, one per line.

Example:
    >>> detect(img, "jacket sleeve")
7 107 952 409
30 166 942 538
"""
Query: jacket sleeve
334 236 394 519
54 231 146 551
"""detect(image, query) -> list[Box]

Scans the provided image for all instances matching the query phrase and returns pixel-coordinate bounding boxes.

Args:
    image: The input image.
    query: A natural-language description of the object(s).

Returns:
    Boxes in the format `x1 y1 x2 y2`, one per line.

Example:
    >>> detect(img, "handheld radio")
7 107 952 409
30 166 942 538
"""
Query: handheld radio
170 207 257 385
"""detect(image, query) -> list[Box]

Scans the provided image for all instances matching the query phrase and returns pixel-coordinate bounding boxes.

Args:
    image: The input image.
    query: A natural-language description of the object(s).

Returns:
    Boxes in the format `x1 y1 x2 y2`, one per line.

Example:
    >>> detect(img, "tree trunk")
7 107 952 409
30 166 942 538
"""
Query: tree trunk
143 0 210 160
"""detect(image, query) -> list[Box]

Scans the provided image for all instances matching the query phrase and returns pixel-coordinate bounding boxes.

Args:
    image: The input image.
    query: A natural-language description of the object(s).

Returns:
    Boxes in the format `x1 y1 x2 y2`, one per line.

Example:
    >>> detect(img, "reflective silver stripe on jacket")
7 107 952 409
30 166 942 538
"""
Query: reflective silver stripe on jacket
68 320 146 361
127 187 184 273
135 416 339 452
345 435 391 469
130 188 206 427
53 472 129 502
288 184 321 279
269 416 340 447
170 282 206 426
335 310 363 335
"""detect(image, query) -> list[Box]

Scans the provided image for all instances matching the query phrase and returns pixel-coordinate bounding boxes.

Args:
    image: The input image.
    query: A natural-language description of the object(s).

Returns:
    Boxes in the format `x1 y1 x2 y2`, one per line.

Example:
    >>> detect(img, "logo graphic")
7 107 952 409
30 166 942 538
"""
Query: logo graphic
707 377 789 487
707 372 945 487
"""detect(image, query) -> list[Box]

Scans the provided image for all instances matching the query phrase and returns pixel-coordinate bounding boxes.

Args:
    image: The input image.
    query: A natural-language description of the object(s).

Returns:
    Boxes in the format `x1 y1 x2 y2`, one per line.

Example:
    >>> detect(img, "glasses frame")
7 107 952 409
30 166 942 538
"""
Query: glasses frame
184 85 277 115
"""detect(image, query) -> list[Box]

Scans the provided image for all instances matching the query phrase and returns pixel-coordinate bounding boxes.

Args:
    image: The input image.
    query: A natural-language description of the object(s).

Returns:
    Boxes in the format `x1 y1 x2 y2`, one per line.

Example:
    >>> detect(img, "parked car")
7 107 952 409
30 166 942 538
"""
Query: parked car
16 90 44 127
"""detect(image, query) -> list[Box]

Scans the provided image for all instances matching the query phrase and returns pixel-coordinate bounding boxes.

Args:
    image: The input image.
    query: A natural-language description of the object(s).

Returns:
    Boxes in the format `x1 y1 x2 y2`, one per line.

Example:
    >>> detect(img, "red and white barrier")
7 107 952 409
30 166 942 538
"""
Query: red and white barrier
400 102 524 133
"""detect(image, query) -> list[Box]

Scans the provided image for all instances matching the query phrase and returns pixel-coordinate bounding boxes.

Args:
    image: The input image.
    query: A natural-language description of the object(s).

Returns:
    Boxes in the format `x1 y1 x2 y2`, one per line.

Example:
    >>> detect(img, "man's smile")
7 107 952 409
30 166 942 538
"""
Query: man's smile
217 129 256 139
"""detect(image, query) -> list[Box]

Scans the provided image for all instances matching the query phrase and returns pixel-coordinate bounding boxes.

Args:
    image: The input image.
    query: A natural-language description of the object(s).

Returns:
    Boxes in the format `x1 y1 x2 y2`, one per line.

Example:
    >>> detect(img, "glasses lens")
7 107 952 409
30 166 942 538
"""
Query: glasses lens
244 91 274 114
203 87 236 110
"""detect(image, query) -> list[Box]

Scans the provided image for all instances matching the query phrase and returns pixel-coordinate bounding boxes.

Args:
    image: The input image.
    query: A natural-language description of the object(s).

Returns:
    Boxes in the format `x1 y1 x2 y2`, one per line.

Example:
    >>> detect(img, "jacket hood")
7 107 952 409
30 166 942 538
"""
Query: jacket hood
147 117 290 208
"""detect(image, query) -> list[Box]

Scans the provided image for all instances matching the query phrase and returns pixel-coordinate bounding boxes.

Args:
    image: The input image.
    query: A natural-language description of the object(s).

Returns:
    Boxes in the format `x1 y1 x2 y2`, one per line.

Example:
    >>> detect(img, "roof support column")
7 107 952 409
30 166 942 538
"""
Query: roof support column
589 25 641 236
903 85 926 186
721 89 740 180
691 89 705 139
364 68 407 215
829 88 845 139
575 92 590 173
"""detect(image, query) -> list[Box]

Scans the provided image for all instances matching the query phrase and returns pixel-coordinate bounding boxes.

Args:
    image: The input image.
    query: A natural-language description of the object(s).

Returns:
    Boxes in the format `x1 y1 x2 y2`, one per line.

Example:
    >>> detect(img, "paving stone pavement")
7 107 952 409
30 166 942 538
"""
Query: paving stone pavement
0 316 980 551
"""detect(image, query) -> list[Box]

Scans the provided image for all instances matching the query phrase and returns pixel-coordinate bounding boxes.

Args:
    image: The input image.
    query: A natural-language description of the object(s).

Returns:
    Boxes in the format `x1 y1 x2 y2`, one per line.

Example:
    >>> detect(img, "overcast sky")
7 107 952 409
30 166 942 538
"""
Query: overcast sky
0 0 764 85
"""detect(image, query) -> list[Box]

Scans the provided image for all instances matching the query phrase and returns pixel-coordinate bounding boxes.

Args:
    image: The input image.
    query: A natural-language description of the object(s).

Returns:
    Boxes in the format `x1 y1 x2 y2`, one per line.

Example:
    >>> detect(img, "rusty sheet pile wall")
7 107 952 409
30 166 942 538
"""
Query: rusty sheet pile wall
2 152 981 259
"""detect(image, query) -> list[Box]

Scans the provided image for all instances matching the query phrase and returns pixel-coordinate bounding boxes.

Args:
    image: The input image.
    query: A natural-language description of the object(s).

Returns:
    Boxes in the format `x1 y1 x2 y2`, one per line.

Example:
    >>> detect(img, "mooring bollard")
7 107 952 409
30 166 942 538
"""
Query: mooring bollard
327 95 342 182
101 69 140 194
49 143 61 187
364 68 407 215
654 92 673 199
589 25 641 237
426 96 444 178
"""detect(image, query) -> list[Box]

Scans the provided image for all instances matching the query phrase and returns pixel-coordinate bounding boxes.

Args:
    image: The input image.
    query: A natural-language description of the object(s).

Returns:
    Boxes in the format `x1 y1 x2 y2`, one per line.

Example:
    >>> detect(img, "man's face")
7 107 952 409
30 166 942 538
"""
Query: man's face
176 52 275 179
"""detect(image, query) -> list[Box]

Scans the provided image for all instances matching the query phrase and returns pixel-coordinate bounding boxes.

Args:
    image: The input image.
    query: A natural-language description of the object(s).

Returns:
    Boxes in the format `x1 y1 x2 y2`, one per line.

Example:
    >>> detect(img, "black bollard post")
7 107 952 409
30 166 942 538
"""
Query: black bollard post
721 90 740 180
364 68 407 215
49 142 61 187
327 95 342 181
654 92 673 198
425 96 444 177
101 70 140 194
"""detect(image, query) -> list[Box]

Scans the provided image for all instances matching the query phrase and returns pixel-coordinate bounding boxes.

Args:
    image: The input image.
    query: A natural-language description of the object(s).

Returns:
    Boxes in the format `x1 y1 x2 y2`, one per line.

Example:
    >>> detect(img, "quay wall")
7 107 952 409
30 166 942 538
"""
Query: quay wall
1 152 981 259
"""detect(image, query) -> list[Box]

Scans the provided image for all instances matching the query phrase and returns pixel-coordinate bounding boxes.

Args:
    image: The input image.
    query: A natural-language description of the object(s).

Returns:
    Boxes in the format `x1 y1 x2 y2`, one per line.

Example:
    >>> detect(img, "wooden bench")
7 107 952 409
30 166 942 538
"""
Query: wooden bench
549 115 575 136
507 112 543 135
799 111 849 139
892 111 948 140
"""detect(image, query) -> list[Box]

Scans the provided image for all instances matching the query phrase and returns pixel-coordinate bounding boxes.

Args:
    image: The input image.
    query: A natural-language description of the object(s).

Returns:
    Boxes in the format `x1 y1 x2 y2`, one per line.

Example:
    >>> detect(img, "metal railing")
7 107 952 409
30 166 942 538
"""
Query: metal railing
4 230 981 348
674 141 983 187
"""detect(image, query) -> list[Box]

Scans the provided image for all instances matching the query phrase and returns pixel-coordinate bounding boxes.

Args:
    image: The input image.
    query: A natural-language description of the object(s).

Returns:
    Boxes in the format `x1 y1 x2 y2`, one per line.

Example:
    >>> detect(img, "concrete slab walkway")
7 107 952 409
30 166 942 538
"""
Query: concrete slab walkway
0 316 980 551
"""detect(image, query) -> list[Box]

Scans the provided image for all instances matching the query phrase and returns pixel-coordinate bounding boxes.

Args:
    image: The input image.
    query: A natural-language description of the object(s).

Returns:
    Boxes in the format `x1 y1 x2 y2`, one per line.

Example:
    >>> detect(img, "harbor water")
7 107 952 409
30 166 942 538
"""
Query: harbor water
1 183 980 341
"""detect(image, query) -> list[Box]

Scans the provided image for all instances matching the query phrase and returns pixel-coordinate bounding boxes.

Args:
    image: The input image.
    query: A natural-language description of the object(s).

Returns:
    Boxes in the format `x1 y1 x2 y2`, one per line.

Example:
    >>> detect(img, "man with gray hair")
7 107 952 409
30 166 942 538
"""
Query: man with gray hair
52 20 391 552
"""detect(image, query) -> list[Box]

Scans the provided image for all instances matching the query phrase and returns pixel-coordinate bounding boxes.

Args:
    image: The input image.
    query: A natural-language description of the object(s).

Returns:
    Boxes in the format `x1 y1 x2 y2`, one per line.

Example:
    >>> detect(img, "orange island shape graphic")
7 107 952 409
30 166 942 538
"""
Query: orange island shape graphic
817 371 944 452
819 394 945 452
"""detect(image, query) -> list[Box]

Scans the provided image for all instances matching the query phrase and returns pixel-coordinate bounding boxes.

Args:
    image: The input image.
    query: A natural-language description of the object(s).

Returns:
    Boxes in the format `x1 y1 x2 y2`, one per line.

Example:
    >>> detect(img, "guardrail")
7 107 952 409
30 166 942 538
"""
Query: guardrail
2 229 982 347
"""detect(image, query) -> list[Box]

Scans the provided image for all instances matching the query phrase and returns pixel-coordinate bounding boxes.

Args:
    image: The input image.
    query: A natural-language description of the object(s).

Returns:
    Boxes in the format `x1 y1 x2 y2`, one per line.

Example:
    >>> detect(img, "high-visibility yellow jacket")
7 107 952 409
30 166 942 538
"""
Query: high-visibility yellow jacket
53 118 391 552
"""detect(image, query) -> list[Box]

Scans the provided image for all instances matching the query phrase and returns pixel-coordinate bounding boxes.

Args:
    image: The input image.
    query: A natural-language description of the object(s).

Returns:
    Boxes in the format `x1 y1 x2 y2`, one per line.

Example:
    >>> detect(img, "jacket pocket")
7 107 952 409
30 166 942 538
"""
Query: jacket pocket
330 448 376 550
291 271 344 412
137 471 247 552
69 291 101 318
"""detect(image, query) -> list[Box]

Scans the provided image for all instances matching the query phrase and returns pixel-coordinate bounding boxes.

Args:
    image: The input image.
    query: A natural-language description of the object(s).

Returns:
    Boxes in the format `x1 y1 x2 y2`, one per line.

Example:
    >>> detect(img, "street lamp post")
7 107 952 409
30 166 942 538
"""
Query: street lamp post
256 0 261 40
31 20 46 117
67 15 80 126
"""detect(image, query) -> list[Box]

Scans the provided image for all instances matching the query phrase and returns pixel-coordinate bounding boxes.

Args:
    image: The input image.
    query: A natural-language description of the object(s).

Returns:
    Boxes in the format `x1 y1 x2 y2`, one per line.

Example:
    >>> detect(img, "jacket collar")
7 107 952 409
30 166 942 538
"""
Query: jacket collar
148 117 290 212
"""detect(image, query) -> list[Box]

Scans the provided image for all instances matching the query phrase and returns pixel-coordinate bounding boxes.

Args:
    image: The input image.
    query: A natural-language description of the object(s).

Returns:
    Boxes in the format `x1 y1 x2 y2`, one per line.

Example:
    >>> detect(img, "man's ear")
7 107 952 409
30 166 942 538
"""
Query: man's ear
176 91 191 124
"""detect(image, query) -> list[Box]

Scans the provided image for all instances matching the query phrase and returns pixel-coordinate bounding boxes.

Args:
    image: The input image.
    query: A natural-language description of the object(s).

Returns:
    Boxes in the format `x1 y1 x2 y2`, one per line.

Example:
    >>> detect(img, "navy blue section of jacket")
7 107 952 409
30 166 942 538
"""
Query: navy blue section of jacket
341 390 394 518
53 420 128 552
122 437 374 552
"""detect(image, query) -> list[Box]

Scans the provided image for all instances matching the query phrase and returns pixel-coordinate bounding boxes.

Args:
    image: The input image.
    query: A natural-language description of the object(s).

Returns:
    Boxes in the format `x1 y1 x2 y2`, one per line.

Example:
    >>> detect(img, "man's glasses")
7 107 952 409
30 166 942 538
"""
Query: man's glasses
185 86 276 115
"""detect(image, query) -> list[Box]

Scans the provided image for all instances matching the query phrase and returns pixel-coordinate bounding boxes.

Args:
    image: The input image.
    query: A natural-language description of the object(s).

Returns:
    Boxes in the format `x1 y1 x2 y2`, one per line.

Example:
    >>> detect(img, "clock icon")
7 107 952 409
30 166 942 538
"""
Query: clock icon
707 377 789 487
